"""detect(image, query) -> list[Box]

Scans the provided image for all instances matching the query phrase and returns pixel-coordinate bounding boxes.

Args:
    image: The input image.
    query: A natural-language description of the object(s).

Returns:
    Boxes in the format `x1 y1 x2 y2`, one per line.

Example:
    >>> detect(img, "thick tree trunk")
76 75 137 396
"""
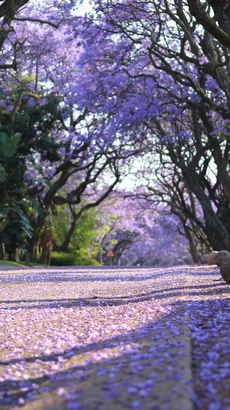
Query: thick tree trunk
187 0 230 49
217 160 230 203
183 225 201 263
40 228 52 265
209 0 230 35
183 168 230 250
0 243 5 259
26 236 39 263
55 218 77 253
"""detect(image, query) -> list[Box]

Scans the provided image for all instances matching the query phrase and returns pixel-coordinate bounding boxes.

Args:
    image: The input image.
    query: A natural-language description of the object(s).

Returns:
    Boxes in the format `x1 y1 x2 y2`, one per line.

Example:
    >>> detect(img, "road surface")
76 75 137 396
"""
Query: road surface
0 265 229 409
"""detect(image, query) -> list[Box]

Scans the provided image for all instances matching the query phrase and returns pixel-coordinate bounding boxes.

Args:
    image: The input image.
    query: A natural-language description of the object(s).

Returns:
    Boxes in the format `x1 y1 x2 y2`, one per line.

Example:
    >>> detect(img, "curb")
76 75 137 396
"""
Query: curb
146 313 194 410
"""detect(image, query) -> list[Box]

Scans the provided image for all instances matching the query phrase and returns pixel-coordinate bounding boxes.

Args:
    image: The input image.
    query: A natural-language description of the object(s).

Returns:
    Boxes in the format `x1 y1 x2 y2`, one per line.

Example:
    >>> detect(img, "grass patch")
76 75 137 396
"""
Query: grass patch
0 260 27 268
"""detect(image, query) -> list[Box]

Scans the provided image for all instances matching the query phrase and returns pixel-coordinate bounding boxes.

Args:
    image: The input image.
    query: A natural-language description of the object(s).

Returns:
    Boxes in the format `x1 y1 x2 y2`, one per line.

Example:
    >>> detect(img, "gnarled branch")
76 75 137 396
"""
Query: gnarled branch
187 0 230 48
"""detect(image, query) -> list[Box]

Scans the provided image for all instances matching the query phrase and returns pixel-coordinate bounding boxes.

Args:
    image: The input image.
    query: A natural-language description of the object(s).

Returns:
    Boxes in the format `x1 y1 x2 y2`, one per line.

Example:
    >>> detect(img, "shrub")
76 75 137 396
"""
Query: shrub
50 251 100 266
50 252 77 266
74 249 100 266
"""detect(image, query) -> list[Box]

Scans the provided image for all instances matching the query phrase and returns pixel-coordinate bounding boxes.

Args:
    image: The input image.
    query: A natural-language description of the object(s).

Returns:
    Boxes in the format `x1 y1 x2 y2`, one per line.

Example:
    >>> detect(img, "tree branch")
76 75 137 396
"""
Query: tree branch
14 16 60 29
187 0 230 48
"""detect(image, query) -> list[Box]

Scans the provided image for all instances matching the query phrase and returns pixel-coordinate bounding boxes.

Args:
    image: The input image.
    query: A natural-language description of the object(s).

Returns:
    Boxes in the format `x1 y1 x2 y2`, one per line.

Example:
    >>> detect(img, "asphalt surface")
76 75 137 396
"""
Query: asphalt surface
0 264 228 410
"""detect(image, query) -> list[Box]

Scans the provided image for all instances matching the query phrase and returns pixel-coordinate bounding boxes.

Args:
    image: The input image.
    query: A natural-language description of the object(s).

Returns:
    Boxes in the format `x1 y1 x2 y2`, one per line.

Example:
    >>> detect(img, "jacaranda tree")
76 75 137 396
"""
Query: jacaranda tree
96 193 192 266
69 0 230 252
0 1 138 261
187 0 230 48
1 0 230 263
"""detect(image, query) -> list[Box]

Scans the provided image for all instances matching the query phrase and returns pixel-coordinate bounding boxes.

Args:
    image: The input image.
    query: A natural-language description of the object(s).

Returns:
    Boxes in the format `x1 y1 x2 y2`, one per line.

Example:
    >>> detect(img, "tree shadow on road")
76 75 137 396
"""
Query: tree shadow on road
0 281 228 311
0 297 192 410
0 294 229 410
0 266 229 409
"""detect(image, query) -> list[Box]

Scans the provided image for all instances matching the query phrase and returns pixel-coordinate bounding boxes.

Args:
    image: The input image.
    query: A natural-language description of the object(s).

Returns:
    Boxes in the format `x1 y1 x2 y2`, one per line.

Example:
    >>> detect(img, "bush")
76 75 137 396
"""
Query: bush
50 252 77 266
50 251 100 266
75 249 100 266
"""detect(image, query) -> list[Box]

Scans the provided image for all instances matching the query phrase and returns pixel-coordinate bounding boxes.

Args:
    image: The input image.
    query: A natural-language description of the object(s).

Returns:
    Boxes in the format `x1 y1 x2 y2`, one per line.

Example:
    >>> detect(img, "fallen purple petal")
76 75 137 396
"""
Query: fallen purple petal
0 265 229 410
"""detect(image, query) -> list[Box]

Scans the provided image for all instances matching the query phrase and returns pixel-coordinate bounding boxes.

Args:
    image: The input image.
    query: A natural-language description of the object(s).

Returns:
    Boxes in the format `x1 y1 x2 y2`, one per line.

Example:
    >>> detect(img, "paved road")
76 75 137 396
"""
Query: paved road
0 265 229 410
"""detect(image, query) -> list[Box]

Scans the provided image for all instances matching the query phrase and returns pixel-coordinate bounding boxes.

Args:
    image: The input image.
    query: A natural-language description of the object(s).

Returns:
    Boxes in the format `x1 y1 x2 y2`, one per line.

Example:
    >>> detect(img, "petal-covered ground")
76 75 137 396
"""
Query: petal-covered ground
0 265 229 410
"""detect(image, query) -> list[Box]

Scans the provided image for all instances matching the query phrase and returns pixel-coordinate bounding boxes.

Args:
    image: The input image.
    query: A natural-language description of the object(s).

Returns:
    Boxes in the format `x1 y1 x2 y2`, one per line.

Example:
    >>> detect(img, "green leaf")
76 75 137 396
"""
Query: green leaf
0 132 21 158
0 165 5 182
27 197 44 217
0 132 9 157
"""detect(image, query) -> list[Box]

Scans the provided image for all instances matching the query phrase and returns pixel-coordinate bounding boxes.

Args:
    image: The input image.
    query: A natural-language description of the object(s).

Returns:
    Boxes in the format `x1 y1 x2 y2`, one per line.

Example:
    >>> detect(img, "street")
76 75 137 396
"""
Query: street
0 265 229 410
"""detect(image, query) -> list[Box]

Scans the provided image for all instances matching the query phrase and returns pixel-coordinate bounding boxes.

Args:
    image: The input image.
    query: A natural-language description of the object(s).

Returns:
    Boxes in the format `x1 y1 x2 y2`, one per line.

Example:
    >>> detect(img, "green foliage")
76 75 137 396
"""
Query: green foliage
52 205 99 254
0 205 33 258
0 97 64 256
50 252 77 266
50 251 99 266
13 97 63 163
0 131 22 195
0 165 5 182
72 208 98 252
0 129 30 258
0 132 21 159
51 207 69 246
74 249 100 266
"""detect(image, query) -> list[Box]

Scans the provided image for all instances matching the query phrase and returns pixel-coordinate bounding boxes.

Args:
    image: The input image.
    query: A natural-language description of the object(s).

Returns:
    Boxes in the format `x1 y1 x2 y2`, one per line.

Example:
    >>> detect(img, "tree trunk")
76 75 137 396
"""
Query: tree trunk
7 247 19 262
40 228 52 265
0 243 5 259
183 167 230 250
55 217 77 253
26 236 39 263
209 0 230 35
187 0 230 49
